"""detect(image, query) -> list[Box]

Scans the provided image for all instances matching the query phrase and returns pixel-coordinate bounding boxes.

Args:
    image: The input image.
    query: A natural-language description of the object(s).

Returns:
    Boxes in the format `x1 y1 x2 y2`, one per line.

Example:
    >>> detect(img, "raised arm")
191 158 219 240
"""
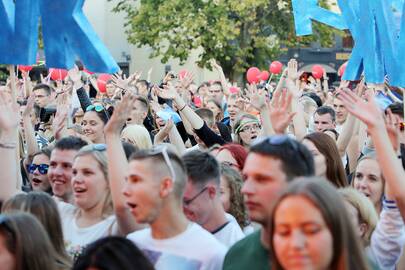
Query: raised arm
0 91 21 202
211 60 230 97
338 89 405 221
104 94 142 234
22 95 39 157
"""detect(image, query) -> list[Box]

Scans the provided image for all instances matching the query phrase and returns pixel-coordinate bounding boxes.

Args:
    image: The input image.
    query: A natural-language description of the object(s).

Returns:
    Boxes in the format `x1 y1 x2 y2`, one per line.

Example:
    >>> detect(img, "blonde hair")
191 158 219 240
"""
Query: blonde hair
338 187 378 246
121 124 153 150
75 145 113 218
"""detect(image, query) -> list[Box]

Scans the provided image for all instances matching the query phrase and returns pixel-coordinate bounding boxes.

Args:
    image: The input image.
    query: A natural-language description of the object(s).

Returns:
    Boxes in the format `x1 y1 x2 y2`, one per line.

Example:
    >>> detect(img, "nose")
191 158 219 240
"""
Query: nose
241 178 255 195
291 230 306 249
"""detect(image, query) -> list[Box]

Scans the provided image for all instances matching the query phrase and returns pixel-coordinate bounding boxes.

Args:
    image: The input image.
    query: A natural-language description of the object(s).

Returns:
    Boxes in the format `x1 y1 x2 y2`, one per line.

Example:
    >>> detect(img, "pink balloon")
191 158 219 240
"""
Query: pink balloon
338 62 347 77
83 68 95 75
18 65 33 72
260 71 270 81
269 61 283 74
311 65 325 79
178 69 188 80
97 74 112 93
246 67 261 83
49 68 68 81
229 86 240 94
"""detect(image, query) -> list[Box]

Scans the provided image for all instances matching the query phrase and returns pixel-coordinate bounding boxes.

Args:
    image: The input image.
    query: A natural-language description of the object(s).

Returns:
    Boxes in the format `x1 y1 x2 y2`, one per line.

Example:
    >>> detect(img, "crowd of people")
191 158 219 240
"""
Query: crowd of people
0 58 404 270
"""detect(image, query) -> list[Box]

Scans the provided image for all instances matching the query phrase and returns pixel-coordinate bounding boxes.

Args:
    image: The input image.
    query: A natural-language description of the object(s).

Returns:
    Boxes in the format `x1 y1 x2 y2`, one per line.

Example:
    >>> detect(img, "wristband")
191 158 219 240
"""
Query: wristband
0 142 17 149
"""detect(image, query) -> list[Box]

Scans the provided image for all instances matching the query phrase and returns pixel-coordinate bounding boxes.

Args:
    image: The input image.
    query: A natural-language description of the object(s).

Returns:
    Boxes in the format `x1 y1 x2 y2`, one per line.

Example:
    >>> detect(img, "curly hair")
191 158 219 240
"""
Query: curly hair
220 163 249 228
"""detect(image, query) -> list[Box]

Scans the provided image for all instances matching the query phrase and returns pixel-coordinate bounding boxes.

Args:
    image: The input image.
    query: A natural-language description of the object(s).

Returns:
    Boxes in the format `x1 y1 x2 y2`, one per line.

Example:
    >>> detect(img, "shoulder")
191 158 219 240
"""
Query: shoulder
227 229 261 252
127 228 151 244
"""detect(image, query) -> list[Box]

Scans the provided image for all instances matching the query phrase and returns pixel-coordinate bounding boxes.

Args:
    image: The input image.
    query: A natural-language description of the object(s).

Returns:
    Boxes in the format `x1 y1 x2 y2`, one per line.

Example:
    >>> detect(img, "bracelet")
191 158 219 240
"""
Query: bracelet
179 104 187 112
0 142 17 149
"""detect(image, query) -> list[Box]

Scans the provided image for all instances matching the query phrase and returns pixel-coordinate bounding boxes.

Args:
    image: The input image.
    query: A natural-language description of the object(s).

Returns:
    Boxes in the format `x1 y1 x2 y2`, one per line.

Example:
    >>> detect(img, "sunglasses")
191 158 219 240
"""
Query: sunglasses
91 144 107 151
148 145 176 183
86 104 105 112
27 163 49 175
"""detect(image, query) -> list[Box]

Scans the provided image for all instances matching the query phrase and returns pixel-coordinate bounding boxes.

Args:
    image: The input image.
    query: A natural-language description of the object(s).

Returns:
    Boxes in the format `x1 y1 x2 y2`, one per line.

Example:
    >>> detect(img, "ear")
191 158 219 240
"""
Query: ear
359 222 369 238
207 185 217 199
159 177 174 198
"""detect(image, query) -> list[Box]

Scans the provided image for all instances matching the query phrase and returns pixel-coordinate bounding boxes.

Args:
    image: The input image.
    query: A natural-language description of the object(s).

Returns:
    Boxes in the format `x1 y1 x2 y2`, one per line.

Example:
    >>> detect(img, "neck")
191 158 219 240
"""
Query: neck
260 227 270 249
76 197 107 227
203 201 228 233
94 136 106 144
150 199 189 239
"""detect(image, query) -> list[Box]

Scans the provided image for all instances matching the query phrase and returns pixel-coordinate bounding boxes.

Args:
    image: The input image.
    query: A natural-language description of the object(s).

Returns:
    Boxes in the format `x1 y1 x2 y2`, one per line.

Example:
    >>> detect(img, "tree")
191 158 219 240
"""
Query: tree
113 0 341 80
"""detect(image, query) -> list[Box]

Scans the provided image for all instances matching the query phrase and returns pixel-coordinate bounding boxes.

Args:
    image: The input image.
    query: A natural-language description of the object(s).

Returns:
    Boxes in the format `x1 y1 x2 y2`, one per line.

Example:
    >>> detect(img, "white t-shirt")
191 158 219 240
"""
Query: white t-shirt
58 201 118 258
127 223 226 270
213 214 245 248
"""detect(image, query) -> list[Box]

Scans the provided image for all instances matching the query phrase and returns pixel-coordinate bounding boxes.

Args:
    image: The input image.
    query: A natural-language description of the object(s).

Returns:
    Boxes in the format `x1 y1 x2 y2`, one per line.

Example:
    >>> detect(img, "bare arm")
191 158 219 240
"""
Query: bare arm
22 95 39 158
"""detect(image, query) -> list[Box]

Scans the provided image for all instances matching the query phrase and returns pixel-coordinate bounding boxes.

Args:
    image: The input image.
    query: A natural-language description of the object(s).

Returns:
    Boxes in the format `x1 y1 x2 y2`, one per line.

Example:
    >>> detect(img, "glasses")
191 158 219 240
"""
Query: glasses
86 104 105 112
221 161 240 170
27 163 49 175
148 145 176 183
235 120 261 134
240 123 261 133
183 186 208 206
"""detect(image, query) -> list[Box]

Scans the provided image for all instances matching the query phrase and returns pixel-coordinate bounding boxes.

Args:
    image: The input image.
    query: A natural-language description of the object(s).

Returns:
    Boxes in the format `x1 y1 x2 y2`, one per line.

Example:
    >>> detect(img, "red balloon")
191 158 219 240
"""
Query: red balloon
49 68 68 81
338 62 347 77
178 69 188 80
260 71 270 81
97 74 112 93
18 65 33 72
269 61 283 74
246 67 261 83
229 86 239 94
311 65 325 79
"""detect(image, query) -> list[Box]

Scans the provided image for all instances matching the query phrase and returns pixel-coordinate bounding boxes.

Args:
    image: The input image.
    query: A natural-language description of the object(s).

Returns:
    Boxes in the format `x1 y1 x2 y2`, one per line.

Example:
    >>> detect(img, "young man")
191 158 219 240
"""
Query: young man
33 84 53 108
125 147 226 269
313 106 336 132
183 150 244 247
333 97 349 132
223 135 315 270
48 136 88 203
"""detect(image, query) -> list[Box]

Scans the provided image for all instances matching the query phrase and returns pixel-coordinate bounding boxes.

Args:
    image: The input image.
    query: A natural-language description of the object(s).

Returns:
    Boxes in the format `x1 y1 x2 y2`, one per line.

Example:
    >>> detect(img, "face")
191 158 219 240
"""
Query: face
48 149 77 201
33 88 51 108
123 160 164 224
220 177 231 212
353 159 384 208
0 232 15 270
183 182 214 226
208 84 224 104
136 82 149 96
106 83 116 98
238 119 260 146
242 153 288 224
72 155 109 211
313 113 335 132
206 101 221 119
227 98 241 122
302 139 327 177
29 154 51 192
127 100 147 125
273 196 333 270
216 149 240 172
333 98 348 125
81 111 105 143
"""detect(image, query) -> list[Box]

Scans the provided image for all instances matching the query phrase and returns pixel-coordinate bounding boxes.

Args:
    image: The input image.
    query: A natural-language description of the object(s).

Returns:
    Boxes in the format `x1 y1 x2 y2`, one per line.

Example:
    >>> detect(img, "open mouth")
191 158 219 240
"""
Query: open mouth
74 187 87 194
32 178 42 185
251 135 257 140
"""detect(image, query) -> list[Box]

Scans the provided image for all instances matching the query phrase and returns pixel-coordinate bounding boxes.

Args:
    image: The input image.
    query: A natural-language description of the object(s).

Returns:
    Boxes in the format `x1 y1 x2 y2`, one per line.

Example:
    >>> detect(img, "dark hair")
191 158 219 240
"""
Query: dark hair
315 106 336 122
304 132 348 188
386 102 404 118
31 147 52 160
303 92 322 107
210 81 223 91
54 136 88 151
136 80 150 90
250 136 315 181
269 178 369 270
33 83 53 96
122 141 138 160
73 236 154 270
217 143 247 171
195 108 215 127
183 150 220 186
135 95 149 111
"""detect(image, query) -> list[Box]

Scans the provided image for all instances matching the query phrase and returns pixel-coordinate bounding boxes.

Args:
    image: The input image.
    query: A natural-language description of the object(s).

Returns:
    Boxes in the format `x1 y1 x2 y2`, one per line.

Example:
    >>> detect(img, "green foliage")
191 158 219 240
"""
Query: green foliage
113 0 341 79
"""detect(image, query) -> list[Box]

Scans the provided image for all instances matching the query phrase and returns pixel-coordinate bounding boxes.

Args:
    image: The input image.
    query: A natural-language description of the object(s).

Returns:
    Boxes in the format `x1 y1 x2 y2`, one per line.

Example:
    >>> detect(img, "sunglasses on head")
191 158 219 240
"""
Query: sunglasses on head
251 135 307 160
91 144 107 151
148 145 177 183
27 163 49 175
86 104 105 113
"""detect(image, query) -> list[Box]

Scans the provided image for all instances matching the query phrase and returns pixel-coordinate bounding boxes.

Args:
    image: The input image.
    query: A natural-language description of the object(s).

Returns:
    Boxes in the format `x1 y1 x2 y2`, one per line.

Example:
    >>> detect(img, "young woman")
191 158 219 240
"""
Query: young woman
205 98 224 123
269 178 369 270
0 212 59 270
2 192 72 270
233 113 262 148
26 148 52 193
81 105 109 144
215 143 247 173
302 132 348 188
120 124 153 150
219 163 250 232
57 144 118 259
351 155 384 214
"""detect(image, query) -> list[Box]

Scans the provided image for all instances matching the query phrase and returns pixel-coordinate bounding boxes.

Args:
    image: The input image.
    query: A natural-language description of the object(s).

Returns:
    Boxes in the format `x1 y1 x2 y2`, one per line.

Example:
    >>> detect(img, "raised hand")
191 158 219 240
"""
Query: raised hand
269 89 296 134
337 88 384 130
23 94 36 118
179 71 194 90
157 84 178 100
0 91 19 132
287 59 299 81
104 93 136 135
246 83 266 111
